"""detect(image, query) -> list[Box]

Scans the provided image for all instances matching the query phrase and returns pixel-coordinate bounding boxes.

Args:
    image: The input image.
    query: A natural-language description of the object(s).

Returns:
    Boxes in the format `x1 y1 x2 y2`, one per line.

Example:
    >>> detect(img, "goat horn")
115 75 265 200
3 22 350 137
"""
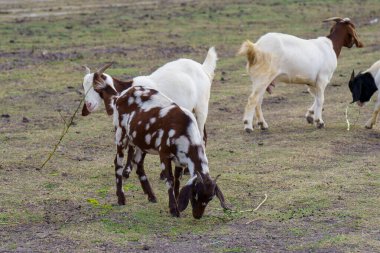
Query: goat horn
323 17 343 23
83 65 91 75
96 62 113 74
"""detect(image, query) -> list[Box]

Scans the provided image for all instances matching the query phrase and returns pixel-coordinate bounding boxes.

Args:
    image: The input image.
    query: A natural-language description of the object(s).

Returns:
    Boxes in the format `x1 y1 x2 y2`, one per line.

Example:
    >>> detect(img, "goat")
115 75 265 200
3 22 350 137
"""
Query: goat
92 81 228 218
81 47 217 143
348 60 380 129
238 17 363 131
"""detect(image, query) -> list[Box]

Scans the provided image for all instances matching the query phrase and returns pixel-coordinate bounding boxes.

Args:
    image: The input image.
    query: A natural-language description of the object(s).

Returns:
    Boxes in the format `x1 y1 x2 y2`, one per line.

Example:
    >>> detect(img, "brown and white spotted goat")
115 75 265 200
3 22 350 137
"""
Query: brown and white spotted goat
94 82 228 218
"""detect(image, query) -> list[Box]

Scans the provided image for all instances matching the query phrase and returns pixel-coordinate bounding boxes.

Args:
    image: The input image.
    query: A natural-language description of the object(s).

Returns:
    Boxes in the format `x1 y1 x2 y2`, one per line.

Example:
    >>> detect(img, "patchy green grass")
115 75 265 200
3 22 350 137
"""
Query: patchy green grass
1 0 379 252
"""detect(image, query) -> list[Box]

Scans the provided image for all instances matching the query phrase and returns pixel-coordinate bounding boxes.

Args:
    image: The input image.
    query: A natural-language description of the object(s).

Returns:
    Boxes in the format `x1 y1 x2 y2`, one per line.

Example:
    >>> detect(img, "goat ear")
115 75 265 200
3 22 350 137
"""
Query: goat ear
178 184 192 212
215 184 230 210
81 104 90 116
350 27 364 48
350 70 355 82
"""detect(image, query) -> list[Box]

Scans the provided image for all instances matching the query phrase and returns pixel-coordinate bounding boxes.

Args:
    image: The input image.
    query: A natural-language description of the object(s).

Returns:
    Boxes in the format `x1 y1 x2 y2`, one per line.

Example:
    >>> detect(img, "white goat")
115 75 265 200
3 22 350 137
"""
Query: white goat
82 47 217 141
238 17 363 131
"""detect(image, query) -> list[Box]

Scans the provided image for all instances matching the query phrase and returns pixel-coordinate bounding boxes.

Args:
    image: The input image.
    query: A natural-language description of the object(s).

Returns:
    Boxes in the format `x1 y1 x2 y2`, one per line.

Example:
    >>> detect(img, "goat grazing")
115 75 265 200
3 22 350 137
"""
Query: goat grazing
92 81 227 218
238 17 363 131
349 60 380 129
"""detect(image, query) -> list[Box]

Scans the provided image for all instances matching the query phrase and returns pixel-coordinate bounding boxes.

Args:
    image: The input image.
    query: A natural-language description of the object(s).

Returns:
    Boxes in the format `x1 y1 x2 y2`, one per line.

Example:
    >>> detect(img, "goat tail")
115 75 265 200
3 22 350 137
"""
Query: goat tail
238 40 257 67
202 47 218 81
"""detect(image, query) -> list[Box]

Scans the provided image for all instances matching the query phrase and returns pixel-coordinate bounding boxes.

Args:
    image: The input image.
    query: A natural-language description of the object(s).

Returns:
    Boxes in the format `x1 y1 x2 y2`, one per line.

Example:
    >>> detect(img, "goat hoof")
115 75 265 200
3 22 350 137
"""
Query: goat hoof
244 127 253 133
365 125 373 129
170 208 180 217
306 116 314 124
148 196 157 203
118 198 126 205
258 122 268 130
159 171 166 180
315 122 325 129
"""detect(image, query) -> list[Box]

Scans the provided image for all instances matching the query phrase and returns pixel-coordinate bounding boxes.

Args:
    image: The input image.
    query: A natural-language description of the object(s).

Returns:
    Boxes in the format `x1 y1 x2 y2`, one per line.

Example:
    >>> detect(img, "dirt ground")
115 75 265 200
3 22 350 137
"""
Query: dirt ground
0 0 379 252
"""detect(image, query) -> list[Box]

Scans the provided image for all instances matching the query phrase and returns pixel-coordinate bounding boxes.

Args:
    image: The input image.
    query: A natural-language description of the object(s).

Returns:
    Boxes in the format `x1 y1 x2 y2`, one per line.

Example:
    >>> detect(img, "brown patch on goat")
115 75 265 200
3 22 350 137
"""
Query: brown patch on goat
326 18 363 57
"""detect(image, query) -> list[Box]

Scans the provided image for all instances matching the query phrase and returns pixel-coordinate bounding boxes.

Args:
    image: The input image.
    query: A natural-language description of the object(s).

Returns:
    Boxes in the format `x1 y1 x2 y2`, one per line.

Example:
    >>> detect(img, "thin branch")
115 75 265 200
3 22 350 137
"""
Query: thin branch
225 194 268 215
40 86 91 169
58 111 68 128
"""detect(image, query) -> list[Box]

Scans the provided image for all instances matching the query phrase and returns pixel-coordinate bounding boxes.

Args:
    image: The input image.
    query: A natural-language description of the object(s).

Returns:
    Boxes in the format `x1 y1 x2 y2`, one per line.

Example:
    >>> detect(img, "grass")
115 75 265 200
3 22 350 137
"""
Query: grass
1 0 379 252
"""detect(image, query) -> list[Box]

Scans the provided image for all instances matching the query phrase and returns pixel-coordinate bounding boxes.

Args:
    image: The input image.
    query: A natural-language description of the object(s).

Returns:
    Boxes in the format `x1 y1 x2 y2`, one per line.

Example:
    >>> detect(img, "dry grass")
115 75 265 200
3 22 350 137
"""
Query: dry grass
0 0 379 252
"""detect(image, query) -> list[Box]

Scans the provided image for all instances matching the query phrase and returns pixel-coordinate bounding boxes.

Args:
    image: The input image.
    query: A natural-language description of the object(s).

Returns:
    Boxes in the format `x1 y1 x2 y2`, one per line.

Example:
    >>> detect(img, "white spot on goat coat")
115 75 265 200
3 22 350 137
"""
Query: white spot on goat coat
159 105 176 118
168 129 175 137
150 117 156 124
115 127 122 145
116 168 123 176
140 176 147 181
128 97 134 105
145 134 152 145
175 136 190 154
155 129 164 148
116 155 123 166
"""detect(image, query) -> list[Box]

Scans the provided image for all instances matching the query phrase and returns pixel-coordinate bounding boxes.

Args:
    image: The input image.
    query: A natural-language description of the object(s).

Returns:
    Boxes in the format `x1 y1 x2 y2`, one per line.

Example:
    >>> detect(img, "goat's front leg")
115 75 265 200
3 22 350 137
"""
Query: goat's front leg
365 94 380 129
174 166 183 200
114 144 126 205
160 156 179 217
134 149 157 203
122 145 134 179
313 84 326 129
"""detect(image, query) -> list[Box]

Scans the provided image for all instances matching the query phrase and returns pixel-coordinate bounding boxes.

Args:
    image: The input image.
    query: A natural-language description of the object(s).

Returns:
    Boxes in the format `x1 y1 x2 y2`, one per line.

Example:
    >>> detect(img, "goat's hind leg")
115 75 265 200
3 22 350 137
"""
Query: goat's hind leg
255 91 269 130
134 149 157 203
243 91 259 133
313 84 326 128
306 87 316 124
244 78 271 132
160 156 179 217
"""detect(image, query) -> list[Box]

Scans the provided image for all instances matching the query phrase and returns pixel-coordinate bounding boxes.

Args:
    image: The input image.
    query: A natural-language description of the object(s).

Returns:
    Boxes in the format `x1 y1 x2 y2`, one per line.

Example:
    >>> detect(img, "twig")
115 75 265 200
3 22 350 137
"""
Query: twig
345 104 361 131
345 105 350 131
245 194 268 224
58 111 68 128
225 194 268 215
40 87 90 169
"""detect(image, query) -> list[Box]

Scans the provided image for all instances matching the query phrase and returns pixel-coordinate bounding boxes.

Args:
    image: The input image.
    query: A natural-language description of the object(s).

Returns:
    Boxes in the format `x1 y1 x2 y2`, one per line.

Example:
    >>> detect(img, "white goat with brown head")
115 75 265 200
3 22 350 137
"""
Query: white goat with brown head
239 17 363 131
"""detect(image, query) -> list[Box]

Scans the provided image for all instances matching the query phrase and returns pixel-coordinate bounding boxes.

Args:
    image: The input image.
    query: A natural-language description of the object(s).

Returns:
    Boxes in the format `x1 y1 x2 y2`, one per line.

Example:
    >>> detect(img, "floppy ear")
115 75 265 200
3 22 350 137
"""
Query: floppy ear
81 104 90 116
178 184 192 212
215 184 230 210
347 26 364 48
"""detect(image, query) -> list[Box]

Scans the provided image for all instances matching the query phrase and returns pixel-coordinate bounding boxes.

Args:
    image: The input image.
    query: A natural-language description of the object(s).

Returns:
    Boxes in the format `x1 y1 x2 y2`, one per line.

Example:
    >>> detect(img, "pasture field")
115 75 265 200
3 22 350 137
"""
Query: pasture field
0 0 379 252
